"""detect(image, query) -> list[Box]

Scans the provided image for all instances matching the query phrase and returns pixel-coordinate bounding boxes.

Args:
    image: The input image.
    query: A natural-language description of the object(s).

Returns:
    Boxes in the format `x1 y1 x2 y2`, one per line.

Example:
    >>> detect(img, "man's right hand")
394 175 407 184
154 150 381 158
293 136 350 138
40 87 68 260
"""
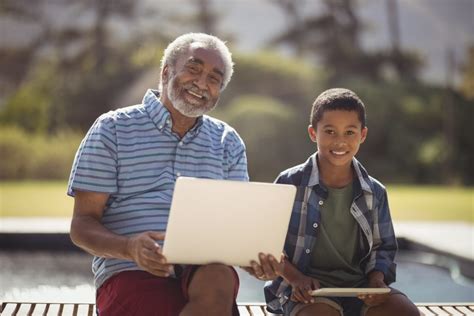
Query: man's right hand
126 231 173 277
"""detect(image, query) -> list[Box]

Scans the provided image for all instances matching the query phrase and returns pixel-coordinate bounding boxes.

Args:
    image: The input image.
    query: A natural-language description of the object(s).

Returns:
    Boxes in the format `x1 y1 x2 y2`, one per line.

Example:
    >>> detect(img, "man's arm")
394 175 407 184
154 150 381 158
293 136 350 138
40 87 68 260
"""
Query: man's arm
70 190 173 277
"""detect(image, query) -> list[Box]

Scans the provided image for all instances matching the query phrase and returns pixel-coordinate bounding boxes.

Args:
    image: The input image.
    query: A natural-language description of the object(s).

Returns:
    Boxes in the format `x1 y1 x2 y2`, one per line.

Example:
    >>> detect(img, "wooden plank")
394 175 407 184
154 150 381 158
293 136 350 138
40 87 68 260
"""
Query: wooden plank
16 303 32 316
418 306 436 316
31 304 48 316
47 303 60 316
76 304 91 316
249 305 265 316
455 306 474 315
427 306 450 315
87 304 94 316
238 305 251 316
2 303 21 316
61 304 75 316
442 306 464 315
72 304 79 316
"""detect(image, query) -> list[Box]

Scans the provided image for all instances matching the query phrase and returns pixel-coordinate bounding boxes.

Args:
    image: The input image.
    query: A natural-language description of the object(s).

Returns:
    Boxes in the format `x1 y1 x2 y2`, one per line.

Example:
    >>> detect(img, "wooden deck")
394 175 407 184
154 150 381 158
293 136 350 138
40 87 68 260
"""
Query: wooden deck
1 302 473 316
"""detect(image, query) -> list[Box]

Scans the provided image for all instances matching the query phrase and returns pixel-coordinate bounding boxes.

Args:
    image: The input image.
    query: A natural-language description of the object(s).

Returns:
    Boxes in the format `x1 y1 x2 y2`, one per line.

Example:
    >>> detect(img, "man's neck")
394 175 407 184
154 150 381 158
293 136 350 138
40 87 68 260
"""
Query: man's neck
160 97 198 139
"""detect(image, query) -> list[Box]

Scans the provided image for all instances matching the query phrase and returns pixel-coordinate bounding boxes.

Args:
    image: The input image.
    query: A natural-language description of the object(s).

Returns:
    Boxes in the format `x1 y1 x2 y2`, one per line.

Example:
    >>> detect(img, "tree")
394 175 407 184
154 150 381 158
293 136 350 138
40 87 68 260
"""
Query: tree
460 44 474 100
268 0 421 83
0 0 152 131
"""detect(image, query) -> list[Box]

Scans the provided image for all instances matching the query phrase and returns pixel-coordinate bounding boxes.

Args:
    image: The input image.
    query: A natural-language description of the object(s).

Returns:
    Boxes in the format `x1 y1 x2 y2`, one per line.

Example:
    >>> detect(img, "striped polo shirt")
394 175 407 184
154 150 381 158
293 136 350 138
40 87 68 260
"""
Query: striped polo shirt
67 89 249 288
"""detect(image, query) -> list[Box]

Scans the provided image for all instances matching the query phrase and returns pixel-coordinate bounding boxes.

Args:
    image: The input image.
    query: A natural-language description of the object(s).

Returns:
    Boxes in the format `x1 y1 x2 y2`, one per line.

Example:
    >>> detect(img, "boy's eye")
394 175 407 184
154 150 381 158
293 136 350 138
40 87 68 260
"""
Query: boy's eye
325 129 335 135
346 130 355 135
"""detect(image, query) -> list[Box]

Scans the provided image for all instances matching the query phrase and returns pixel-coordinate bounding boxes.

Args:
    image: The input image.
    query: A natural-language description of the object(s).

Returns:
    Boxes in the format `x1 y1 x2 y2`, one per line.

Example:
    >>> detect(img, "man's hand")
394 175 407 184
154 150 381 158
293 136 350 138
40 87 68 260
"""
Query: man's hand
126 231 173 277
358 271 390 306
289 274 320 304
241 253 283 281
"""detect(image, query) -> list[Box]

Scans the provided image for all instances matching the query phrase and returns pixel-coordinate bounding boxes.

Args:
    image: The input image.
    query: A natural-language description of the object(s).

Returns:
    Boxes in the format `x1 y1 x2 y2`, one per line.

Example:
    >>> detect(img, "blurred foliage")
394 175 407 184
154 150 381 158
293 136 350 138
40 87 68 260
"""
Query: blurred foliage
0 126 83 179
215 95 309 182
269 0 422 83
0 0 472 185
460 45 474 100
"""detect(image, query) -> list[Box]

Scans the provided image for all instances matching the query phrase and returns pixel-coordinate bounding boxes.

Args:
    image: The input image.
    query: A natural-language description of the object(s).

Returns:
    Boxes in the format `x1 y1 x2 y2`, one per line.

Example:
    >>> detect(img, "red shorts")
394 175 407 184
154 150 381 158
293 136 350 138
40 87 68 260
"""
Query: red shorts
96 266 240 316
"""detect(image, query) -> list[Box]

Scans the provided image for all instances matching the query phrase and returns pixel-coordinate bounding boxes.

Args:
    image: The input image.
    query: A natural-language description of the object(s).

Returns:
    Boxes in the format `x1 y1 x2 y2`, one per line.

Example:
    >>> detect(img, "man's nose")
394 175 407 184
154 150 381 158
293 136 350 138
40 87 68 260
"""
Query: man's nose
193 74 207 90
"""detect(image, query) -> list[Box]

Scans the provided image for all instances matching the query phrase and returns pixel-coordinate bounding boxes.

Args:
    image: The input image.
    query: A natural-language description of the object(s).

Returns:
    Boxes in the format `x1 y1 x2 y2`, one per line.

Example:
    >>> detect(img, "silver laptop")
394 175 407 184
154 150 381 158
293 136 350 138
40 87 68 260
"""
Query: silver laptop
162 177 296 266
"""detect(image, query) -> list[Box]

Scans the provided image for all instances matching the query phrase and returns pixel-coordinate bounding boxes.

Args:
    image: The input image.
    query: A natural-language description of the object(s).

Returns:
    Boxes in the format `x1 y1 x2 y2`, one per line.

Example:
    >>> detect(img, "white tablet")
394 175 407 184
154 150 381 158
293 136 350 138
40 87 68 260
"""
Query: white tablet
162 177 296 266
311 288 391 297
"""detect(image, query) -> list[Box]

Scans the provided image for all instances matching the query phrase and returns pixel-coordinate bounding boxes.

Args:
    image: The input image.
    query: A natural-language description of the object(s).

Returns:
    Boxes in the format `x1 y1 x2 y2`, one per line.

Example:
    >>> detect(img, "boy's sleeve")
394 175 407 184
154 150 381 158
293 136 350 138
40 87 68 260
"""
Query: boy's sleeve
367 189 398 284
67 114 118 196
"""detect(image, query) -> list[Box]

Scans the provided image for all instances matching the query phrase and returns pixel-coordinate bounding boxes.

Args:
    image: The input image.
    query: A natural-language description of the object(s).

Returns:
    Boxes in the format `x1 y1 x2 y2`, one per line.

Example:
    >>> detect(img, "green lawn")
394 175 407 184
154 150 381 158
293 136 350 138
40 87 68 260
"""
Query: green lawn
1 181 473 222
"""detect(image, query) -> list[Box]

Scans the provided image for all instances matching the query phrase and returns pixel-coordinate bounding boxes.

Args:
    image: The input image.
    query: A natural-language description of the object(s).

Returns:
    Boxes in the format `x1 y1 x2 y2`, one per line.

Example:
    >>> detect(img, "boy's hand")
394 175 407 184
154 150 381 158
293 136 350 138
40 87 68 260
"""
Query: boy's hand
290 275 320 304
358 271 390 306
241 253 283 280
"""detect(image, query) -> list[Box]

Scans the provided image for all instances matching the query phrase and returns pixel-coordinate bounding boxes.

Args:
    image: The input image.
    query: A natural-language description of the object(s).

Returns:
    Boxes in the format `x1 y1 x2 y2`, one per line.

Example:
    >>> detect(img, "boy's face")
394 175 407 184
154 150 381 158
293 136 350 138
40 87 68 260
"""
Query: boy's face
308 110 368 169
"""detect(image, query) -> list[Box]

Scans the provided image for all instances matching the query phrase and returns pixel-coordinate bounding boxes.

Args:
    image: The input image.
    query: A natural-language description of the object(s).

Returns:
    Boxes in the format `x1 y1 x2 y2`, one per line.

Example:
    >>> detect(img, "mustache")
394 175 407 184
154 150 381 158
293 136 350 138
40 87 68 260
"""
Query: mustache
182 83 211 100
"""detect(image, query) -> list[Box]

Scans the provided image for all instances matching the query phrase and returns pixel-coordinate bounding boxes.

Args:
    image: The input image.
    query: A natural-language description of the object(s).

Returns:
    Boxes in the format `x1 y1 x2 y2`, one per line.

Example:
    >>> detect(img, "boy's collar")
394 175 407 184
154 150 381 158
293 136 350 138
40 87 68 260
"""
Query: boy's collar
308 152 373 195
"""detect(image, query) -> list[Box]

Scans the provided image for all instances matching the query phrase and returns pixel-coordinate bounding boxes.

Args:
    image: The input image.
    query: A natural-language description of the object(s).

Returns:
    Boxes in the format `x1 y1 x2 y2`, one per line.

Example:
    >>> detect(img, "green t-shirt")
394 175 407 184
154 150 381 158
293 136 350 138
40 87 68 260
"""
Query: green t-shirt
308 183 366 287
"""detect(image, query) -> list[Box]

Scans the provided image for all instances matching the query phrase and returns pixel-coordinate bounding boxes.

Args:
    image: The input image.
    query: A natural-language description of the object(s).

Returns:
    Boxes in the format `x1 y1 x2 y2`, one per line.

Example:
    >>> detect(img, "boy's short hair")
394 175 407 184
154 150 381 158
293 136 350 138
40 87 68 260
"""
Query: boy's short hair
310 88 366 128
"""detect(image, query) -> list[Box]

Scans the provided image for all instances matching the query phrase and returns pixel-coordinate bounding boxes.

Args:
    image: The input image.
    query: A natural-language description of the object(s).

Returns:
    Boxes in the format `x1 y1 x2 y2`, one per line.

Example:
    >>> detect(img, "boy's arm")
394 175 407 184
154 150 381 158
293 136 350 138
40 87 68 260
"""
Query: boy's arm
367 188 398 284
280 257 321 304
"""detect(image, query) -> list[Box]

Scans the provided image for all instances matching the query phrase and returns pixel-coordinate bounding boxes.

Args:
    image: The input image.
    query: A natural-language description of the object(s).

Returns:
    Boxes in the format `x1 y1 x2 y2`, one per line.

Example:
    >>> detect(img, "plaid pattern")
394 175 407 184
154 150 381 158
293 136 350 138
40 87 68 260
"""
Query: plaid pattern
264 153 398 314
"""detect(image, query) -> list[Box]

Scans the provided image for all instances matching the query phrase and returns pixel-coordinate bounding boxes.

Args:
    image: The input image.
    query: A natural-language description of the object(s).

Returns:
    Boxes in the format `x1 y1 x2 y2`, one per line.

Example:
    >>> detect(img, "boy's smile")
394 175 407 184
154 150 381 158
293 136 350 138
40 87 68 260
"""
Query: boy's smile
309 109 368 172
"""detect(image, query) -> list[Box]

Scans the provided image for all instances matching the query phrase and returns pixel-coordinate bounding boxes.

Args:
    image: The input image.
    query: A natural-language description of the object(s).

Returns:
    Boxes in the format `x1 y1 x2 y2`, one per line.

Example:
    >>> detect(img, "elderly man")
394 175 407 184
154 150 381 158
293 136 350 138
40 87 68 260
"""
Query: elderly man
68 33 248 316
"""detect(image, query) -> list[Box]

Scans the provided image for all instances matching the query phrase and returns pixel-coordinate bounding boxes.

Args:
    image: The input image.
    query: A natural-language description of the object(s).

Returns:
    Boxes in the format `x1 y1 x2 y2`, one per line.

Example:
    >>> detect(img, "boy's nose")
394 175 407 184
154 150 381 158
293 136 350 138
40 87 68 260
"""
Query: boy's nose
333 141 347 148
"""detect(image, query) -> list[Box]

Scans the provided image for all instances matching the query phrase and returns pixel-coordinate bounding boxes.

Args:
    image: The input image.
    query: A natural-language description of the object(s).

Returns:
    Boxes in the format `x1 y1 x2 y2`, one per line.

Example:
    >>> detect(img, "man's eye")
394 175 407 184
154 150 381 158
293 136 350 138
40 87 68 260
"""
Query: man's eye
209 76 221 85
187 65 200 73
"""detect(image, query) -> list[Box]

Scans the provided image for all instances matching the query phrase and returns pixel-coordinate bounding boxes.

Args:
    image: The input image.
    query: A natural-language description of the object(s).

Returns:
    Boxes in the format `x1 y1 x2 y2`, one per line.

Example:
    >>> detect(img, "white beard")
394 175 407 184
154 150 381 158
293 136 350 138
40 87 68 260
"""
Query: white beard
167 74 218 117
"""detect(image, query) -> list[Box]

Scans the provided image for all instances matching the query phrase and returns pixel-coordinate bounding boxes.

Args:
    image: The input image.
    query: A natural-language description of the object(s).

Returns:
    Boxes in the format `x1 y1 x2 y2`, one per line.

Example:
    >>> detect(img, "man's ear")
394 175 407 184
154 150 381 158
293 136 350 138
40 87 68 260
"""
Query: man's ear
360 127 368 144
308 125 317 143
161 65 170 85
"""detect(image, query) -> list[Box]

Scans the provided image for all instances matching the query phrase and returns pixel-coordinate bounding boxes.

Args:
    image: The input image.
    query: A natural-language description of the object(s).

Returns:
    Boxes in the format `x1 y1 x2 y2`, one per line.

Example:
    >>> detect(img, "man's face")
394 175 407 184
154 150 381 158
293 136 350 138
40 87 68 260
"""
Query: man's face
165 44 225 117
308 110 368 169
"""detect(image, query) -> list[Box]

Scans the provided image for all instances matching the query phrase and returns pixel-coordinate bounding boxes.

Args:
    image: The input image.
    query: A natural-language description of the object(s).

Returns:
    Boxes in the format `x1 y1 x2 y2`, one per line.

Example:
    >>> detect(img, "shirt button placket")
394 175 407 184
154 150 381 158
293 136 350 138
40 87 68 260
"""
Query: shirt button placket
175 139 185 178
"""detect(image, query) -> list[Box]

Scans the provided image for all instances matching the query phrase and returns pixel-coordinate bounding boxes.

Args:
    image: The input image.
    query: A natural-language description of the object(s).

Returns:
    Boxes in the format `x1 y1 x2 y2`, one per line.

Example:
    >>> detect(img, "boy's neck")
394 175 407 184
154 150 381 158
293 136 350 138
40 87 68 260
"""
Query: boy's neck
317 158 354 189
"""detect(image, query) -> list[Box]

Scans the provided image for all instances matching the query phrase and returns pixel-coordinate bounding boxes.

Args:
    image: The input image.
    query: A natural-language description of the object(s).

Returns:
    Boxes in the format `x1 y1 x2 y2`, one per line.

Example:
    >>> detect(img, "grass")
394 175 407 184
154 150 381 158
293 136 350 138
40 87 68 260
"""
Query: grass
0 181 74 217
0 181 473 222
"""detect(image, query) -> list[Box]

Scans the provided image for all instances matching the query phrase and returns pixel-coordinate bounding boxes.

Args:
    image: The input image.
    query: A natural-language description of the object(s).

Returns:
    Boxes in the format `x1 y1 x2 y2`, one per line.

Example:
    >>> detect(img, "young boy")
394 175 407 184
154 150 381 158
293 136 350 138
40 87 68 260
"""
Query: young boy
260 88 419 316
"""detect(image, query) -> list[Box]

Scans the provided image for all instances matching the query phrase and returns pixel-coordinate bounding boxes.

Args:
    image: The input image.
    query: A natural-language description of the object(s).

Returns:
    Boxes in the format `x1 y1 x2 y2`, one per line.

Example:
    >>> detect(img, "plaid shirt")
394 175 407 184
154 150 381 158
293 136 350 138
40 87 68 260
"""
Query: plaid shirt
264 153 398 313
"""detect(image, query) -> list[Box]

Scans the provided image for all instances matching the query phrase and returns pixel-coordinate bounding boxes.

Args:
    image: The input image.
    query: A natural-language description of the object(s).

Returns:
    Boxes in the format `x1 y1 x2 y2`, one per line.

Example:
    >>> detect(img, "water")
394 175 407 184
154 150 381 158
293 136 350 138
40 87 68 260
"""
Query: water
1 250 473 303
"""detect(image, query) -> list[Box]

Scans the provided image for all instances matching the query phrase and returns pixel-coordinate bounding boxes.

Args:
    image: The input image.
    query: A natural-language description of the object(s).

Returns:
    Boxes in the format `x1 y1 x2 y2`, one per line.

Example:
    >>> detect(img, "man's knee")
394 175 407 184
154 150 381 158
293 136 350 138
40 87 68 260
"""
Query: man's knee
188 264 237 302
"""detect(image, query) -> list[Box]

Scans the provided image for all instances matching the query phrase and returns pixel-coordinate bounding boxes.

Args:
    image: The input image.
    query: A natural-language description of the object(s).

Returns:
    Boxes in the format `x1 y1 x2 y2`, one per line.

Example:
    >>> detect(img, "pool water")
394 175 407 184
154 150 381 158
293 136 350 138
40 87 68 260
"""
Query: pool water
1 250 473 303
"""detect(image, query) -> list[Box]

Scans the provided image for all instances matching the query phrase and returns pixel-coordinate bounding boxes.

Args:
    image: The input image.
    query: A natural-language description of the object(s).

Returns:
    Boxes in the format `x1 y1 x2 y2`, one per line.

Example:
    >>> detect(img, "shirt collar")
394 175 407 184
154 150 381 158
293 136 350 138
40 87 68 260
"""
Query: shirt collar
307 152 373 195
143 89 204 134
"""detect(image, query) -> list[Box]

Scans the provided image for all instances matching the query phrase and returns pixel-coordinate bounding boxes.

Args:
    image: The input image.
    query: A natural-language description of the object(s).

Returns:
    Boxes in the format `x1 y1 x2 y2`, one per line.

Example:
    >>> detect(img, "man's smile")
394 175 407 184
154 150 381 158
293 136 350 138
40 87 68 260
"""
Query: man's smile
187 89 204 99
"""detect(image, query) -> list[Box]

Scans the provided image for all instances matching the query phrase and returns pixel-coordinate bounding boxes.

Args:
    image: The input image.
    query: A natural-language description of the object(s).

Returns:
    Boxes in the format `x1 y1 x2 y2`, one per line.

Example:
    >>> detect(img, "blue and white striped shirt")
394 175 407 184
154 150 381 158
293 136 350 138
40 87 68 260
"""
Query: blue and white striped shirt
67 89 249 288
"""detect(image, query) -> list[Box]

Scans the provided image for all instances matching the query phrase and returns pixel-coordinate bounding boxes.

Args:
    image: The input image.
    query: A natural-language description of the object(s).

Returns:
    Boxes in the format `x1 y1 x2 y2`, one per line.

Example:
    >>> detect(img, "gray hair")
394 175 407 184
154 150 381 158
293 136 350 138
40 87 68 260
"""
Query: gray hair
159 33 234 91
